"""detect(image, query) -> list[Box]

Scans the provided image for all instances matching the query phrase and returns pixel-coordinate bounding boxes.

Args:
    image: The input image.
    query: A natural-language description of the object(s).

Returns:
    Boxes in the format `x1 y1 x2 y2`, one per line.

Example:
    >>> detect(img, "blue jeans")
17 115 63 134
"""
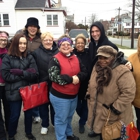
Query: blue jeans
8 100 33 137
39 102 54 127
76 99 88 126
50 93 78 140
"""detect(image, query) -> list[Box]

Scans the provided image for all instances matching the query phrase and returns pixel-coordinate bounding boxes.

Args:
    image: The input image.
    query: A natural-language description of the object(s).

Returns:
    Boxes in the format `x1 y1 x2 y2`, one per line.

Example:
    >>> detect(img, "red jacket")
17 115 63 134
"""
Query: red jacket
52 52 80 95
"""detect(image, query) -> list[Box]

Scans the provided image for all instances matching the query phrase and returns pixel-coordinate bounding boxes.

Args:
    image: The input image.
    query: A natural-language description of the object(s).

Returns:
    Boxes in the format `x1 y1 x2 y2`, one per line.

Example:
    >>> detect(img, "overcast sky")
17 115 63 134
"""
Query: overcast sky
60 0 132 24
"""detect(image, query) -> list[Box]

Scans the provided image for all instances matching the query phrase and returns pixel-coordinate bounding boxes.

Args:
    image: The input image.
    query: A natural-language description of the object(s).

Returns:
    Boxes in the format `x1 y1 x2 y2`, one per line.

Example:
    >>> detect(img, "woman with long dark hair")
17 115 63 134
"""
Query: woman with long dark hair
1 33 38 140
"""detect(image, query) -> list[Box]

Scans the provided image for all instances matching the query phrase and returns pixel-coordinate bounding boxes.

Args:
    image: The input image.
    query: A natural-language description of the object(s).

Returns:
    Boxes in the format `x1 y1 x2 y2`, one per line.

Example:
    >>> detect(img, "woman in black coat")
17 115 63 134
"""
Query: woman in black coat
1 34 38 140
73 34 92 134
32 32 58 134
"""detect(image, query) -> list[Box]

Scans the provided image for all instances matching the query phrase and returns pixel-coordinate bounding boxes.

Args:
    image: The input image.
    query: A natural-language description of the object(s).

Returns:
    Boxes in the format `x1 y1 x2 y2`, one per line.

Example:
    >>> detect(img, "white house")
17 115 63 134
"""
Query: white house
0 0 67 40
110 14 140 34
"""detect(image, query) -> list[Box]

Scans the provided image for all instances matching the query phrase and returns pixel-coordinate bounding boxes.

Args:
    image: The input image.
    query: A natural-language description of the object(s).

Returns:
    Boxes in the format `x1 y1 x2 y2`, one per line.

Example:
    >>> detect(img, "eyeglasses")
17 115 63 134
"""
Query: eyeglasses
0 39 7 42
61 43 71 47
43 39 53 42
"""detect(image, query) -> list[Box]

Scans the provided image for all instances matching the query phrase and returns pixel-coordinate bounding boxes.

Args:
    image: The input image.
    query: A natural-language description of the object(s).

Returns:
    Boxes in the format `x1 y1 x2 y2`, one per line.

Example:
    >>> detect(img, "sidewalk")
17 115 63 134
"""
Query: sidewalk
14 111 100 140
119 48 137 57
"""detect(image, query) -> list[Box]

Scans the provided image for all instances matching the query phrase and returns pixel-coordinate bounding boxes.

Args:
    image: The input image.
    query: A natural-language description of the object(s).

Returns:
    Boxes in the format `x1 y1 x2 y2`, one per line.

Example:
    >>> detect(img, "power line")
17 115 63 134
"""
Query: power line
67 0 128 4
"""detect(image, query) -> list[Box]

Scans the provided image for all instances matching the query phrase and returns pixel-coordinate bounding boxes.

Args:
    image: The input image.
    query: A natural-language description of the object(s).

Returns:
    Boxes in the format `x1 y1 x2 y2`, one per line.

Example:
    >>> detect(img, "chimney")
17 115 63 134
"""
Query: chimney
56 0 62 7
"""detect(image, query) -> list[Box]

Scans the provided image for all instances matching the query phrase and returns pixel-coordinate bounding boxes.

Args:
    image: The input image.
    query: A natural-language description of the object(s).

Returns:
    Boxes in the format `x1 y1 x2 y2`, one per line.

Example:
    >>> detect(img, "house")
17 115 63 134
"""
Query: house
0 0 67 40
110 13 140 34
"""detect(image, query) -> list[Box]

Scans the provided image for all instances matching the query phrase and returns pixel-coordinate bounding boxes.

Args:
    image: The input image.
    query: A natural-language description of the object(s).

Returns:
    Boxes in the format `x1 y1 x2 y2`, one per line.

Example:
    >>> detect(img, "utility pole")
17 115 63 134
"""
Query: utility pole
85 17 86 26
117 7 121 38
131 0 135 49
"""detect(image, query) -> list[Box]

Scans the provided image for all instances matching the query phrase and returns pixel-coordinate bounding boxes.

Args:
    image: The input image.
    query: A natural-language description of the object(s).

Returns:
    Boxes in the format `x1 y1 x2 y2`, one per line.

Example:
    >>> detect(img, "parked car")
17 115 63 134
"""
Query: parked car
69 29 90 47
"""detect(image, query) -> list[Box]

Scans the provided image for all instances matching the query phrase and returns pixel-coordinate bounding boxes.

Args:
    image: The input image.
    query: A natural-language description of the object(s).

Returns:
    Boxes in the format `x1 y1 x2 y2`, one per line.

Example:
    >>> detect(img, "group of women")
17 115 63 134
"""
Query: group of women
0 17 139 140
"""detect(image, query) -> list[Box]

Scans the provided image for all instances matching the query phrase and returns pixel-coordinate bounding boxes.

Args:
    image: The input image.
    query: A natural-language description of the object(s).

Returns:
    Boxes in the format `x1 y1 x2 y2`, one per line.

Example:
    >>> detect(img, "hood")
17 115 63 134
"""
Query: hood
90 21 106 43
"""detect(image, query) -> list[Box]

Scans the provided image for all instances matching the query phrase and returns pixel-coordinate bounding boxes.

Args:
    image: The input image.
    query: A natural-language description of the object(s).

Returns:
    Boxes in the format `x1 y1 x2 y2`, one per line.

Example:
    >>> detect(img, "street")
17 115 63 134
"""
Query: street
12 110 100 140
108 37 137 48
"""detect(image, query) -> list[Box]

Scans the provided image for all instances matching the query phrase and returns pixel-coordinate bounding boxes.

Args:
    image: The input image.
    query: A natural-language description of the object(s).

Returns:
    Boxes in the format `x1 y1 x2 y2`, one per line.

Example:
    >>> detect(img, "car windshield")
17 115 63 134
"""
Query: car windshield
69 30 89 38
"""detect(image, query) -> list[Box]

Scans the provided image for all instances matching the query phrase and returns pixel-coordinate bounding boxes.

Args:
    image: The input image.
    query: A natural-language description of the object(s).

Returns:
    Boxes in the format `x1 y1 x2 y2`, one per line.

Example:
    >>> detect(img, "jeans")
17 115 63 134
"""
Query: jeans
0 86 10 131
32 107 39 117
135 107 140 140
0 100 6 139
50 93 78 140
76 99 88 126
39 102 54 127
8 100 33 137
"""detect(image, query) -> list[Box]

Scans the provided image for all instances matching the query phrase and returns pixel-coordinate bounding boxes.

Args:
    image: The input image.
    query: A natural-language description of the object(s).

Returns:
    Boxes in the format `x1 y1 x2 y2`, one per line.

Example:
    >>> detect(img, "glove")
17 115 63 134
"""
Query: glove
85 94 90 99
26 68 36 73
10 69 23 76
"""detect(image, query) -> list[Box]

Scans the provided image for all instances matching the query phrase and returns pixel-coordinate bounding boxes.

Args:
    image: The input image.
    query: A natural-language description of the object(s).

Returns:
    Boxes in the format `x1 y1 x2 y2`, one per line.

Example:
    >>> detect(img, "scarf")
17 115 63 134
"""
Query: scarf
0 48 7 83
95 62 112 94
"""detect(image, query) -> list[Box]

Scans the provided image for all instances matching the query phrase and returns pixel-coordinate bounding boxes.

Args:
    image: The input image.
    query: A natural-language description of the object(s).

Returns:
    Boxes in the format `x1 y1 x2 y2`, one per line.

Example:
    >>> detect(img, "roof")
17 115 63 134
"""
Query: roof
15 0 46 9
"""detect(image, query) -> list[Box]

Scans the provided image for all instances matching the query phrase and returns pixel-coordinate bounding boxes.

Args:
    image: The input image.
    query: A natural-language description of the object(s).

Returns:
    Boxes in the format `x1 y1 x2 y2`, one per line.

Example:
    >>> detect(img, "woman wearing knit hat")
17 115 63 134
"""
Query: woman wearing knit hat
0 31 10 140
86 45 136 140
48 35 87 140
24 17 42 123
128 34 140 140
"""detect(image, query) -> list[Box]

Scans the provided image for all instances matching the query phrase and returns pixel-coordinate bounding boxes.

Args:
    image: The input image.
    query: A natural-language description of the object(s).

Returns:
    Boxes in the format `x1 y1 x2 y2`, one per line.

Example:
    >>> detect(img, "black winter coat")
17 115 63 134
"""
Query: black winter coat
32 43 59 89
89 21 119 70
1 54 38 101
73 48 91 99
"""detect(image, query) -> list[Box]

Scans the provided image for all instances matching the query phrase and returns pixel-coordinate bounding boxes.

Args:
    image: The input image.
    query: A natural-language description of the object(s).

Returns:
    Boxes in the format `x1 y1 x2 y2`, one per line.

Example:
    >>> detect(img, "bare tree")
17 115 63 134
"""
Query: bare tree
65 21 79 32
128 0 140 20
88 14 98 25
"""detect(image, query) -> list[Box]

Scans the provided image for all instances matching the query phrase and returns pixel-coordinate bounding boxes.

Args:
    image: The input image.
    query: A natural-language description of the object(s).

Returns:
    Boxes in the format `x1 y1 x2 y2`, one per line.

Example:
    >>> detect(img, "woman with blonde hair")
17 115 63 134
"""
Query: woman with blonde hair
32 32 58 134
128 34 140 140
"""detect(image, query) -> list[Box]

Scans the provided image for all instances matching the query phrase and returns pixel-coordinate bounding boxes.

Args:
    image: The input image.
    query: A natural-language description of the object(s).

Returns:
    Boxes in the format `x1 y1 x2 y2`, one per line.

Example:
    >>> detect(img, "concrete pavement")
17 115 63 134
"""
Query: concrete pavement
119 48 137 57
13 110 100 140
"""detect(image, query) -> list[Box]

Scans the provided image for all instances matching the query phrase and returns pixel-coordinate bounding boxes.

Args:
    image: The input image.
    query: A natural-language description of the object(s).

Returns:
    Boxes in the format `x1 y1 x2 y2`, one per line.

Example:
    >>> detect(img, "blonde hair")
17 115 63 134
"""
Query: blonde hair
41 32 53 41
75 34 86 44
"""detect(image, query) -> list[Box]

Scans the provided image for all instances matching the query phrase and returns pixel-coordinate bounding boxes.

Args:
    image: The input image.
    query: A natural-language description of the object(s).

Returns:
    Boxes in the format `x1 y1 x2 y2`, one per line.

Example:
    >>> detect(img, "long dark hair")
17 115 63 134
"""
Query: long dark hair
8 33 27 57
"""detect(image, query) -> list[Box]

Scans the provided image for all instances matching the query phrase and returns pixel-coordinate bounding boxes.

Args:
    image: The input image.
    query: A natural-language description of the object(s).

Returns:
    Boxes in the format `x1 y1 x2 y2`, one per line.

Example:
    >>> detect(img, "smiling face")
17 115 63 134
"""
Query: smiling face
91 26 101 43
42 35 53 49
59 41 72 55
98 55 114 68
19 37 27 53
0 36 7 48
27 25 38 38
75 38 85 52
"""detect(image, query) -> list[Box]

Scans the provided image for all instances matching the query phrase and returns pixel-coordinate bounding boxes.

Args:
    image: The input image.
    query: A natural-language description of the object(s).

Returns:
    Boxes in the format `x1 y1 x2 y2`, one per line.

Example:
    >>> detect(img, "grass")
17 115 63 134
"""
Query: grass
115 44 131 49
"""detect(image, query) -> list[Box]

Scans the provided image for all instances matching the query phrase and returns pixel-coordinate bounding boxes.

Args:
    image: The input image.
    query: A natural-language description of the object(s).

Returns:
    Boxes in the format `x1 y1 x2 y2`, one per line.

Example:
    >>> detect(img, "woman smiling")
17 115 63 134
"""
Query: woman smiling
86 45 136 140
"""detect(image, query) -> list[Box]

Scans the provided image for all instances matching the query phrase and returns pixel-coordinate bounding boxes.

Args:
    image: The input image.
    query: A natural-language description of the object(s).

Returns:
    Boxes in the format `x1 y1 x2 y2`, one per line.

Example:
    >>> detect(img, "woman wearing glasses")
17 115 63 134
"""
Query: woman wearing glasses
32 32 58 134
48 34 87 140
0 31 10 140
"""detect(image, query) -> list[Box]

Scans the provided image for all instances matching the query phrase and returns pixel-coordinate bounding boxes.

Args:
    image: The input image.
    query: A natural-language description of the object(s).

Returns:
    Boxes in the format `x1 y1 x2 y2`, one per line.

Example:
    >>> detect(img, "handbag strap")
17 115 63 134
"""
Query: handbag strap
104 109 111 126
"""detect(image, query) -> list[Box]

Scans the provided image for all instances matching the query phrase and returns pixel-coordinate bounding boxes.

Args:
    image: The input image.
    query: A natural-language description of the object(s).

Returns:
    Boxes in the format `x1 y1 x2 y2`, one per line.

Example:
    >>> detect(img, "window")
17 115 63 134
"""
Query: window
47 14 58 26
126 23 130 26
0 13 9 26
